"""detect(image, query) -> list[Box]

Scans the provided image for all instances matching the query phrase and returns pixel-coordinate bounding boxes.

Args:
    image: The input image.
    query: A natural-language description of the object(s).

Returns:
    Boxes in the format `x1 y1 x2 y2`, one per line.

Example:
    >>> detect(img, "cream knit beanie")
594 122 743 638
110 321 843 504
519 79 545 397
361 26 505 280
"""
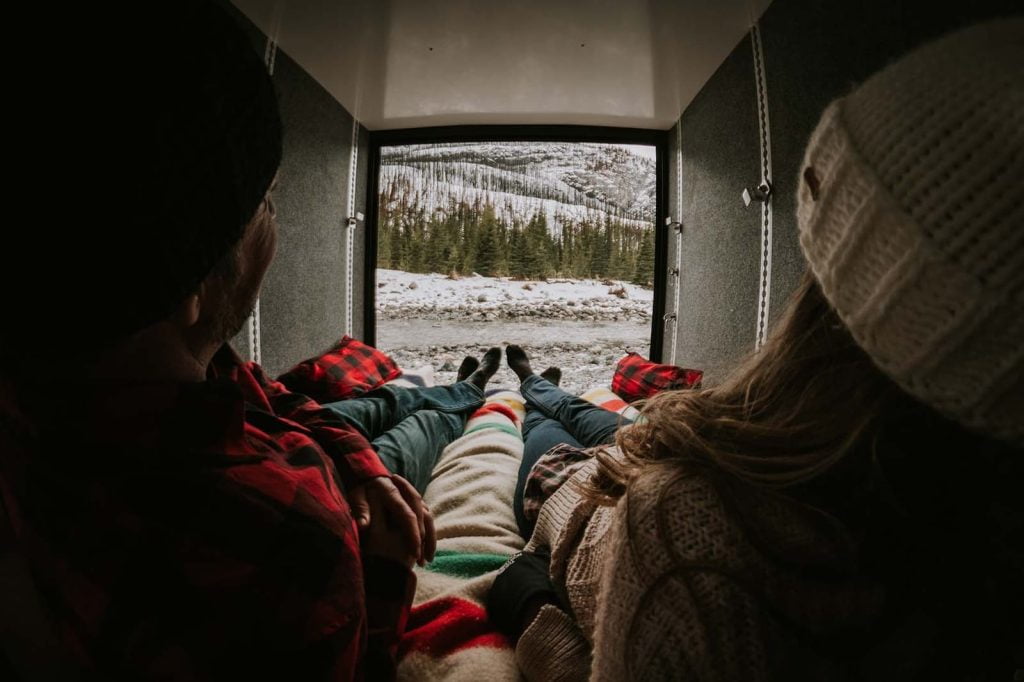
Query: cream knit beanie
797 18 1023 445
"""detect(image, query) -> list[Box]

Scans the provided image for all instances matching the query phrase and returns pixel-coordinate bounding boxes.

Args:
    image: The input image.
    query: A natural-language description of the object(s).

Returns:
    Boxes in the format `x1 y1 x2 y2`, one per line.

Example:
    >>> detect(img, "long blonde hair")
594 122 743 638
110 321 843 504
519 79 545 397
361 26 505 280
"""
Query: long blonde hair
591 270 906 500
589 270 1021 678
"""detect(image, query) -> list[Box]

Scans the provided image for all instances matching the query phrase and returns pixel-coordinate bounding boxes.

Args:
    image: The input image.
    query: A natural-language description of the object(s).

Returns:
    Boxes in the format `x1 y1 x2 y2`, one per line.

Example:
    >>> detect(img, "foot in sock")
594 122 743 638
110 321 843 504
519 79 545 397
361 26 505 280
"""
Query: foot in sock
466 347 501 390
540 366 561 386
505 345 534 382
456 356 479 382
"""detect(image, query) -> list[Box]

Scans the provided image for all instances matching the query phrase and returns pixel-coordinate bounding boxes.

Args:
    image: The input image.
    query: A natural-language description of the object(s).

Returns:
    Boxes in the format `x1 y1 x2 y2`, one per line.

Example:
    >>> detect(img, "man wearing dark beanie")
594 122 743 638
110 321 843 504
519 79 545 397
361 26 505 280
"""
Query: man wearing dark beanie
0 1 496 679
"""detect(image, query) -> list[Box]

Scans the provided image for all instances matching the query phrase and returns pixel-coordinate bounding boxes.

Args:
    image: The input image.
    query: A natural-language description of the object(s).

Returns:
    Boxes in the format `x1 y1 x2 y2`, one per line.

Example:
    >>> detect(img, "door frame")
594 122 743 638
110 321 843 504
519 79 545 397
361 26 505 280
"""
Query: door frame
364 125 670 361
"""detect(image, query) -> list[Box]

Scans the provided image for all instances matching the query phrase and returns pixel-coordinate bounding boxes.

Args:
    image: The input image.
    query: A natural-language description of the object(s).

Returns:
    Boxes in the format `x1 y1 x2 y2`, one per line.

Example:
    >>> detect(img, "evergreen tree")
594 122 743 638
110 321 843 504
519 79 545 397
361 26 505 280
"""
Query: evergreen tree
460 210 478 274
524 211 554 279
633 227 655 286
377 210 392 268
589 217 611 277
508 226 528 278
440 211 461 273
495 220 510 275
405 209 427 272
424 214 444 273
475 205 501 276
559 223 573 276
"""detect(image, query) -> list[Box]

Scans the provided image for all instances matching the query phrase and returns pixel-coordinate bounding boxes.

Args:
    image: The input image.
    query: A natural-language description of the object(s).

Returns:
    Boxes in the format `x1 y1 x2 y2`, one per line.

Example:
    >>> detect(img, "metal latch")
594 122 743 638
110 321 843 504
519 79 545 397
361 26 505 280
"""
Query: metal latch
742 181 772 207
345 211 365 228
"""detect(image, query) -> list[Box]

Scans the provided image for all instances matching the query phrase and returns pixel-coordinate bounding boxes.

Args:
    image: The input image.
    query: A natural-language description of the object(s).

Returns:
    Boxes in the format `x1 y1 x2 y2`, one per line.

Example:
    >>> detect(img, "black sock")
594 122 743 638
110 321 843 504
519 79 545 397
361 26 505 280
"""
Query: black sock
539 367 561 386
467 347 501 390
505 345 533 382
456 356 479 382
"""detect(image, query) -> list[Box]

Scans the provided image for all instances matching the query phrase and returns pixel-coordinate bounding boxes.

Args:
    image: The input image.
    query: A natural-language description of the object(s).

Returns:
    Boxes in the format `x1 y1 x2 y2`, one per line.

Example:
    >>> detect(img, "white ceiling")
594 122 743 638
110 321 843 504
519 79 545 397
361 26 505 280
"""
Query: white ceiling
231 0 771 131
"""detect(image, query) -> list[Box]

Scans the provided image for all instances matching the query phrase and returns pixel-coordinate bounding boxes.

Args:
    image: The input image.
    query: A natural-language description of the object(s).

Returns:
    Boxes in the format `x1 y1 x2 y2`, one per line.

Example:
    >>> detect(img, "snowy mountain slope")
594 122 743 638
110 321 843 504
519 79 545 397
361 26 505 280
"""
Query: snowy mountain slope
380 167 650 236
380 142 656 232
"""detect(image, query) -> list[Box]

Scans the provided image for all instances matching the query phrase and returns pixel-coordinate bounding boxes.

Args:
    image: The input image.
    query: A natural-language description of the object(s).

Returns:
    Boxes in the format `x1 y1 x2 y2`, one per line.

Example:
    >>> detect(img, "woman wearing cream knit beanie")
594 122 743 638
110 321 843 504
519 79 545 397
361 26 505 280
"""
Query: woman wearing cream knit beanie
500 19 1022 682
797 17 1023 445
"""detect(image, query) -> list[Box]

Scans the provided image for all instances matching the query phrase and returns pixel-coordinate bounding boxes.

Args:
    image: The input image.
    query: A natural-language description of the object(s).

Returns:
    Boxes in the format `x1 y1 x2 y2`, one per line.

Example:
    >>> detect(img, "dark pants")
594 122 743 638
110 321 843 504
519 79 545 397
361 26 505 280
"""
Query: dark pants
323 382 484 494
514 375 634 537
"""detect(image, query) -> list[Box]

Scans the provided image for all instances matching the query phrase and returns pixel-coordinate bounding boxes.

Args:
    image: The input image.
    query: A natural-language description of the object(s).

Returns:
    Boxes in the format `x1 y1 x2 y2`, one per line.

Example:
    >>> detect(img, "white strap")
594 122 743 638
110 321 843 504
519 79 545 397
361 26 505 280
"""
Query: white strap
750 22 774 351
669 120 684 366
344 119 359 337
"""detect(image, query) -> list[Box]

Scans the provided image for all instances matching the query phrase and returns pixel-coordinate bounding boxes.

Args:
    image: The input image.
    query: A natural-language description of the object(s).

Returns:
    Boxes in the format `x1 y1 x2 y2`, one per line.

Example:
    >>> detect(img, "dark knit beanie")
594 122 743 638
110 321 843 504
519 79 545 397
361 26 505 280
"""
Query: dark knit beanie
4 0 282 359
114 0 283 342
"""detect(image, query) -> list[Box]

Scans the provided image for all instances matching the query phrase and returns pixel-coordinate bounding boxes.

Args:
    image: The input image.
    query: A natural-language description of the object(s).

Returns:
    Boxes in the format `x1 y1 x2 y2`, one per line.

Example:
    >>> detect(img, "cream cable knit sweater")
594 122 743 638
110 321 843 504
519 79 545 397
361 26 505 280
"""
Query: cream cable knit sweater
518 453 889 681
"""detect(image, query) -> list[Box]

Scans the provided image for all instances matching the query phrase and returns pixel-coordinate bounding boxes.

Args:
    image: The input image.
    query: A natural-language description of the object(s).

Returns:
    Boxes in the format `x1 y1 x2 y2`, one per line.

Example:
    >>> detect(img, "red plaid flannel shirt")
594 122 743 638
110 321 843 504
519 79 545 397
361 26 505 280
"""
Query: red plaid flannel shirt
0 341 411 680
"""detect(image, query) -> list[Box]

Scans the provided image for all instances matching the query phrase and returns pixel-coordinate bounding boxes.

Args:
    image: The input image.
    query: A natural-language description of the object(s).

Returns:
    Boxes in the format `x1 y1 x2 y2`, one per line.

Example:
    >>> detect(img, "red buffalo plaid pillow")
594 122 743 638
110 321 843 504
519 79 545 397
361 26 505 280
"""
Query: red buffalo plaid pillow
611 352 703 403
275 336 401 403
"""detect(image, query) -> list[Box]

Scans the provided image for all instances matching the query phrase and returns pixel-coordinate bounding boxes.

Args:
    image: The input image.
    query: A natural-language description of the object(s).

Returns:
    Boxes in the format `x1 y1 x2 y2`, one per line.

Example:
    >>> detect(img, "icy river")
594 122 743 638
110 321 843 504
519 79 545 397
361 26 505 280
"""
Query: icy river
377 318 650 350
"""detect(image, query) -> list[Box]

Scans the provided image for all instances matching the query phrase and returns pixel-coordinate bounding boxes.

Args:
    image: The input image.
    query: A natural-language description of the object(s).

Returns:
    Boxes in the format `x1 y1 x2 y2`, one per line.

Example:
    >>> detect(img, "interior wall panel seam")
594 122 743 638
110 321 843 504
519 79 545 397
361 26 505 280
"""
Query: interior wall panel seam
263 33 278 77
751 22 774 351
345 118 359 337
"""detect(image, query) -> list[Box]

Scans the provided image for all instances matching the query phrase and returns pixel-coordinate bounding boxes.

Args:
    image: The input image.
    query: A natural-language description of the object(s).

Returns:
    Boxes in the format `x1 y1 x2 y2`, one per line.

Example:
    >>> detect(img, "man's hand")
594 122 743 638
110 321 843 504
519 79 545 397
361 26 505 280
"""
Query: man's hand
349 475 436 568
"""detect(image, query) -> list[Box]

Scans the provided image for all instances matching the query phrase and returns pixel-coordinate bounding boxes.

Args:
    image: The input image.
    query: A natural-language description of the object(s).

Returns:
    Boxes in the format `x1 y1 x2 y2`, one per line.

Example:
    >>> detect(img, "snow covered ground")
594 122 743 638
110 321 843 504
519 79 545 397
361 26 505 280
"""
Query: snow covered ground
376 269 654 394
376 269 652 322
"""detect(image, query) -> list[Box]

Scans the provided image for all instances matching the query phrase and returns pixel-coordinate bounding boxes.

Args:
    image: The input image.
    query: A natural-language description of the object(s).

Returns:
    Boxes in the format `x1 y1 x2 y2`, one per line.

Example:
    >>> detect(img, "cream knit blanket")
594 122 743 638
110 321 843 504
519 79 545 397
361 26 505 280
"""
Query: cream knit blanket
397 389 527 682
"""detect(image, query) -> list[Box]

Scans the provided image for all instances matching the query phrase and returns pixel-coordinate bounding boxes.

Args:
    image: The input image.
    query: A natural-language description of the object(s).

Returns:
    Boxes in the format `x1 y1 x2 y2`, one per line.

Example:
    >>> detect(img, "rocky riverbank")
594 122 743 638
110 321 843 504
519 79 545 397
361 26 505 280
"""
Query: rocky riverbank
376 270 655 393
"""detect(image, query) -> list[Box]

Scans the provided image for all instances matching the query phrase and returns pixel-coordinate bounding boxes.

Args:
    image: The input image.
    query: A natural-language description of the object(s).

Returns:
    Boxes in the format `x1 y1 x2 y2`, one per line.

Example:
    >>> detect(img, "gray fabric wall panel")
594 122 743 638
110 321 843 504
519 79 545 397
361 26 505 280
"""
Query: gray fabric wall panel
259 49 354 376
672 0 1019 382
760 0 905 325
757 0 1020 327
674 42 762 384
220 0 364 374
